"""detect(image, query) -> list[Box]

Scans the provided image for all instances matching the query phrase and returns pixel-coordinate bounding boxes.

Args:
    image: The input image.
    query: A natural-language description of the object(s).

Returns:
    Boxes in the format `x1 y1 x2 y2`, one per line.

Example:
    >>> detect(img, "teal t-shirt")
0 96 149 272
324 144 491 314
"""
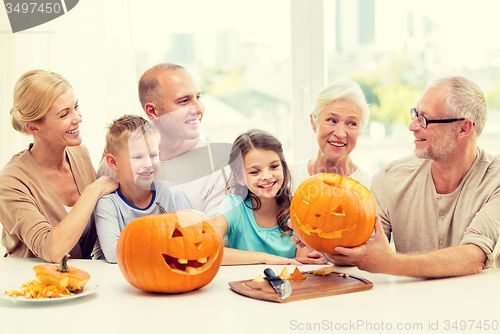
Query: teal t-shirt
217 194 296 258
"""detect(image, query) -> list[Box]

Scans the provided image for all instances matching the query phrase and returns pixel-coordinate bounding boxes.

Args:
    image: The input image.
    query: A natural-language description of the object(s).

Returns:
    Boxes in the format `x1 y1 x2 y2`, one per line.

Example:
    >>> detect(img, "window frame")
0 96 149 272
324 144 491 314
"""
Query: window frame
290 0 326 163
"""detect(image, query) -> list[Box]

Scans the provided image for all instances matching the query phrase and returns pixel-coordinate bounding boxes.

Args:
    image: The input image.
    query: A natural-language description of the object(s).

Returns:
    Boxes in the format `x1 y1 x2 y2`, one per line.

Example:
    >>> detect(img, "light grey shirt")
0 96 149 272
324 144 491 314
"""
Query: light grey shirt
94 181 192 263
371 148 500 268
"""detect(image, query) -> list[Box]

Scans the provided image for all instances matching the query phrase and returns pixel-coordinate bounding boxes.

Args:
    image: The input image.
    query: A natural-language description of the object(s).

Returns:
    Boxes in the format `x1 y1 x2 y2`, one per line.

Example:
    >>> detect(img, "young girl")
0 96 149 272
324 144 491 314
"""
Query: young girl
212 129 314 265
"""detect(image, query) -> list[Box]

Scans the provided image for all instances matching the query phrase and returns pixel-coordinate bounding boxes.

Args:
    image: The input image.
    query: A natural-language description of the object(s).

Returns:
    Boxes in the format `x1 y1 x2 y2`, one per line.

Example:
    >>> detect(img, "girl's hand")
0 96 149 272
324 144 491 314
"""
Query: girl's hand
263 254 302 266
295 250 329 265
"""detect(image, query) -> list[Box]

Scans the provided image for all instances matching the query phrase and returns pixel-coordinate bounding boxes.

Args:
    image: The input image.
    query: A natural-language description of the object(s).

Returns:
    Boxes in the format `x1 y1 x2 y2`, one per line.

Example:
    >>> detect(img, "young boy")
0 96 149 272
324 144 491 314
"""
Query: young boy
94 115 192 263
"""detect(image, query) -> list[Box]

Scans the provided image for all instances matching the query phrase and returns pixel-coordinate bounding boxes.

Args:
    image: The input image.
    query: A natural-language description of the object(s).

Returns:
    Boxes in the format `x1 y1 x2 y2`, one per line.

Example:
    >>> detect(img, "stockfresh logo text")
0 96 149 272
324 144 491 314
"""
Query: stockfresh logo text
3 0 79 33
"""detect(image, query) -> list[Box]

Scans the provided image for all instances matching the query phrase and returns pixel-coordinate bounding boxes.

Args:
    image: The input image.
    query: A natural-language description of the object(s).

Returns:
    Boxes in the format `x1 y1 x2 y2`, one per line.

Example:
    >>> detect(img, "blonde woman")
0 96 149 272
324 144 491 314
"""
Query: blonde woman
0 70 118 263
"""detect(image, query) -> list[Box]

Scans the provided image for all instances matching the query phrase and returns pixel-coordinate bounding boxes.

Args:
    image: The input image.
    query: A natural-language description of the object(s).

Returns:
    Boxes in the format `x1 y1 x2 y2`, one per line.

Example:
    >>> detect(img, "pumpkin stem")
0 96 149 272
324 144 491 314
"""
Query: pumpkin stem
57 253 71 273
156 202 168 214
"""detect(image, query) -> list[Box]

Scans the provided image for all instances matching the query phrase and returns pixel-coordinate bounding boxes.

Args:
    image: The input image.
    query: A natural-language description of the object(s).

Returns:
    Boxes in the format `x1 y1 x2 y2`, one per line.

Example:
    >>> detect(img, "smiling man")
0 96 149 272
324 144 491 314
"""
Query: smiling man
328 76 500 278
98 64 231 223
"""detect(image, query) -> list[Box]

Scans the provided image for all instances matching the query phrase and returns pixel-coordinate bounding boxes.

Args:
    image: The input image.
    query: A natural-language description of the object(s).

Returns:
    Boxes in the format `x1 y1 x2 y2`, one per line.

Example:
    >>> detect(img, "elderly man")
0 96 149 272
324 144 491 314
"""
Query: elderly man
329 76 500 278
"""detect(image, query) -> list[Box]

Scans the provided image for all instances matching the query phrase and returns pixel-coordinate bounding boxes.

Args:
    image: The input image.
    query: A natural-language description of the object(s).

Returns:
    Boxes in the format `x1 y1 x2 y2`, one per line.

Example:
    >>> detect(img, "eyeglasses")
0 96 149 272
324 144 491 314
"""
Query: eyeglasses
410 108 471 129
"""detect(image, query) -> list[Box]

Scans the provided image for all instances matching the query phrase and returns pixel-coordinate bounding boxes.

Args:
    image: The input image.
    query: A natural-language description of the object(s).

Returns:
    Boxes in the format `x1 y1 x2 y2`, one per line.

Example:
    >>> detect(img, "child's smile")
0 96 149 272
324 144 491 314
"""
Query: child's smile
243 149 284 200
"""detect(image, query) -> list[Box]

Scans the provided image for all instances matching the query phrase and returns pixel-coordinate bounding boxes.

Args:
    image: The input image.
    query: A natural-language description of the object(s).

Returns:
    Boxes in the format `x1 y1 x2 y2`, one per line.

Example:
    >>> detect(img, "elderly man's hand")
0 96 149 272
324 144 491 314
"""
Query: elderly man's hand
326 217 396 274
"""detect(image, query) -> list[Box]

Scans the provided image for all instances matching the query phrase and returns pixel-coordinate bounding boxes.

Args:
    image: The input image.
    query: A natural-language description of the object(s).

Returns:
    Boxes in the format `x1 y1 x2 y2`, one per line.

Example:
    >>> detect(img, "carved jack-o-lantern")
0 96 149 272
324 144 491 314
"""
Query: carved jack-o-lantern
290 174 376 254
116 208 223 293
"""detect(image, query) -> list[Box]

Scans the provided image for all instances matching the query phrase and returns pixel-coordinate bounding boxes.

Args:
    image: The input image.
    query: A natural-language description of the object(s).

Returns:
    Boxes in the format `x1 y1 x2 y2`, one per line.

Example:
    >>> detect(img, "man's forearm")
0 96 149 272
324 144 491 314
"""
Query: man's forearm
388 244 486 278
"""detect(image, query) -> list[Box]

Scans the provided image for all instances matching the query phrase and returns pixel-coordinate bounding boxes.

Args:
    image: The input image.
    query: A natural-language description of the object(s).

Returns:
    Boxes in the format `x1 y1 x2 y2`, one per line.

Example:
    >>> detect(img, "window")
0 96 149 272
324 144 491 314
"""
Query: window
129 0 293 158
321 0 500 176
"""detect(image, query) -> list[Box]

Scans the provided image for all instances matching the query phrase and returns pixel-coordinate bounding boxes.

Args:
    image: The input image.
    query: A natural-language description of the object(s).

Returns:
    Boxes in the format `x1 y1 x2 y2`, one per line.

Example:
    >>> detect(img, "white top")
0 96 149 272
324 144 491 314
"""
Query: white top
155 139 232 219
289 159 372 194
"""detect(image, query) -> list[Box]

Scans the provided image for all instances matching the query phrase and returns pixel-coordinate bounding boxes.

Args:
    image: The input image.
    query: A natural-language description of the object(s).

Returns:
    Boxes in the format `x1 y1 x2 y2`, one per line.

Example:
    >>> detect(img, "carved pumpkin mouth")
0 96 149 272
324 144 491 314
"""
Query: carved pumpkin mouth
161 248 221 275
292 210 357 239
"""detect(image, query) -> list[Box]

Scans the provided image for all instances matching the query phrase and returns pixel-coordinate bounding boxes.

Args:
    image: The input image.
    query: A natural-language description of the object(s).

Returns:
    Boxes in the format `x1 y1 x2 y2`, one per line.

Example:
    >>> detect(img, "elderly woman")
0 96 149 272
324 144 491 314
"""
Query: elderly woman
290 80 371 191
0 70 118 263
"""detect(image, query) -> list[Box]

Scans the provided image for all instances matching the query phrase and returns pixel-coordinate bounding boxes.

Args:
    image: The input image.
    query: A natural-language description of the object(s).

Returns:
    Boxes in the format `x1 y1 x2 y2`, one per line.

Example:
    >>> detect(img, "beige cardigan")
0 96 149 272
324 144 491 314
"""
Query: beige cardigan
0 144 97 262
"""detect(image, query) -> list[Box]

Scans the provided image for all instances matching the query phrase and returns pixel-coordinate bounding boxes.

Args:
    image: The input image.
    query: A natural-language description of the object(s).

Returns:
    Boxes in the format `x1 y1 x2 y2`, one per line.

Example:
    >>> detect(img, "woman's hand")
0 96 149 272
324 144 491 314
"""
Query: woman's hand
91 176 119 198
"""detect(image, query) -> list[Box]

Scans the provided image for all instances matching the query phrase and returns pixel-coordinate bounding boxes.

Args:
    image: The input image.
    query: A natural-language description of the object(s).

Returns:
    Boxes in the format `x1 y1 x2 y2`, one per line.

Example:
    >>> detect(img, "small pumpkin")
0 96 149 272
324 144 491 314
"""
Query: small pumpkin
116 205 223 293
290 173 376 254
33 254 91 292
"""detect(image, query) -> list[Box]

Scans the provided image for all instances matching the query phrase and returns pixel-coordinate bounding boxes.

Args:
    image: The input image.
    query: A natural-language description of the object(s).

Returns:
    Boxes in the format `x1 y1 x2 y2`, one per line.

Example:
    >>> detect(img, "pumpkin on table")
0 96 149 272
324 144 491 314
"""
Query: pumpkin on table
116 204 223 293
290 173 376 254
33 254 91 293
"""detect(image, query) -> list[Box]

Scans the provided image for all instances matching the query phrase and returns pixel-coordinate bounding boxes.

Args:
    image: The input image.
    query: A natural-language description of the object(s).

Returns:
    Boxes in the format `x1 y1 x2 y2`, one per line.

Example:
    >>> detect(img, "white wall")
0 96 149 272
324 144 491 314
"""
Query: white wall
0 1 139 169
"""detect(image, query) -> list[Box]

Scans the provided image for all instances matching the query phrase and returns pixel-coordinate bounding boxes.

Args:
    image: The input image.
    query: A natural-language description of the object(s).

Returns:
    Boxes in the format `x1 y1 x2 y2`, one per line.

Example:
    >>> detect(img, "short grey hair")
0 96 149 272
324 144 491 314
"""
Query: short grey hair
425 76 487 137
138 63 186 110
311 80 370 130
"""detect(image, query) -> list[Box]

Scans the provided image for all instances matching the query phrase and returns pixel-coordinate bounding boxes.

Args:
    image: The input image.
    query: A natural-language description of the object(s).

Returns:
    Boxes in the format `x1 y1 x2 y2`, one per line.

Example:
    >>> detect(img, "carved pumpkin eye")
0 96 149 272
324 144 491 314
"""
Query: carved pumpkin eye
171 228 184 238
331 204 345 216
202 222 215 234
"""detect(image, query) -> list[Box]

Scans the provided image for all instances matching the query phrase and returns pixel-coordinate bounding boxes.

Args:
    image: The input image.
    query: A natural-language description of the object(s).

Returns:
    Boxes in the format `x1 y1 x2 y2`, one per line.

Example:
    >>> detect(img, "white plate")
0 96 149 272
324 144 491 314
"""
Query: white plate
0 285 98 303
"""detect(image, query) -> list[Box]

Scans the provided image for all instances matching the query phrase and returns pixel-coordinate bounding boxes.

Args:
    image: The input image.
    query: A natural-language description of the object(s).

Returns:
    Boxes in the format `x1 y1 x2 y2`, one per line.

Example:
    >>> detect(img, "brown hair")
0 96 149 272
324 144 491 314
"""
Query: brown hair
138 63 185 110
105 114 159 156
10 70 73 135
227 129 292 235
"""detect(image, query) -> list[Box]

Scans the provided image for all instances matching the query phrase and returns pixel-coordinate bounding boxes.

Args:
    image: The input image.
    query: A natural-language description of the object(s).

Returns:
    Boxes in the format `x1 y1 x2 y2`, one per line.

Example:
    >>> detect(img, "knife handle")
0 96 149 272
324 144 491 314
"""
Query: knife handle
264 268 280 281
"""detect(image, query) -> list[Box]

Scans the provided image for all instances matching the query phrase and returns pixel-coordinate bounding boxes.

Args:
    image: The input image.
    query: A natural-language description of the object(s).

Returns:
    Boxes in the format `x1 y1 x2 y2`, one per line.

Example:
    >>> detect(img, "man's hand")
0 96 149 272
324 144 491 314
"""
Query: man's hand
327 216 396 274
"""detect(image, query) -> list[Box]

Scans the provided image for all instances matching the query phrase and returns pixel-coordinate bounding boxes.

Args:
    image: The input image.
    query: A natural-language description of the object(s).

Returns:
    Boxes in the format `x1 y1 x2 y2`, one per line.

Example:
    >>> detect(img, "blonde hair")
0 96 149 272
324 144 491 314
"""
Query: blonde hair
105 114 159 156
10 70 73 135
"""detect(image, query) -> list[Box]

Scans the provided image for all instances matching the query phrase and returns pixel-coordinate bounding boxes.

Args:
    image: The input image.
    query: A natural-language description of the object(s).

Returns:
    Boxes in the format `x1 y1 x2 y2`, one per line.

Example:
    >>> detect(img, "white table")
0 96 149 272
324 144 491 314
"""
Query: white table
0 257 499 334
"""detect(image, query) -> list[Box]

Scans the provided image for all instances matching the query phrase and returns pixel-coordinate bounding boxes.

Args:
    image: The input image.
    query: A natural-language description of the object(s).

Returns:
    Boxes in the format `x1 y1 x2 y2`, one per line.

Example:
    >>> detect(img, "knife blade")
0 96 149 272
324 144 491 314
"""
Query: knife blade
263 268 292 300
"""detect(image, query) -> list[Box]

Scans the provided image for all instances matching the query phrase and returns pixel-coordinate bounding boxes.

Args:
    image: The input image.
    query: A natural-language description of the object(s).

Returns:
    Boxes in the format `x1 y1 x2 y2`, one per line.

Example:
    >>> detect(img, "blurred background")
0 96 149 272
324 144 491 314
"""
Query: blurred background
1 0 499 174
2 0 499 180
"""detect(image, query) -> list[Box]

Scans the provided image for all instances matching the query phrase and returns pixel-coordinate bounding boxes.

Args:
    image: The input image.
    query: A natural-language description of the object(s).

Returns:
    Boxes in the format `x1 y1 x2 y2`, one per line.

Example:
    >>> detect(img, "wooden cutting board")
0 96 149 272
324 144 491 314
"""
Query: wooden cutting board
228 270 373 303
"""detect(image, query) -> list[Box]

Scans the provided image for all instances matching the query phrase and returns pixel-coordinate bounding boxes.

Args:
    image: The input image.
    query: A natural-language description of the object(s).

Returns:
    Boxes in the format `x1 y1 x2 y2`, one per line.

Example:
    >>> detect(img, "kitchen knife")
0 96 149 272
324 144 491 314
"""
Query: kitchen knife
263 268 292 300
